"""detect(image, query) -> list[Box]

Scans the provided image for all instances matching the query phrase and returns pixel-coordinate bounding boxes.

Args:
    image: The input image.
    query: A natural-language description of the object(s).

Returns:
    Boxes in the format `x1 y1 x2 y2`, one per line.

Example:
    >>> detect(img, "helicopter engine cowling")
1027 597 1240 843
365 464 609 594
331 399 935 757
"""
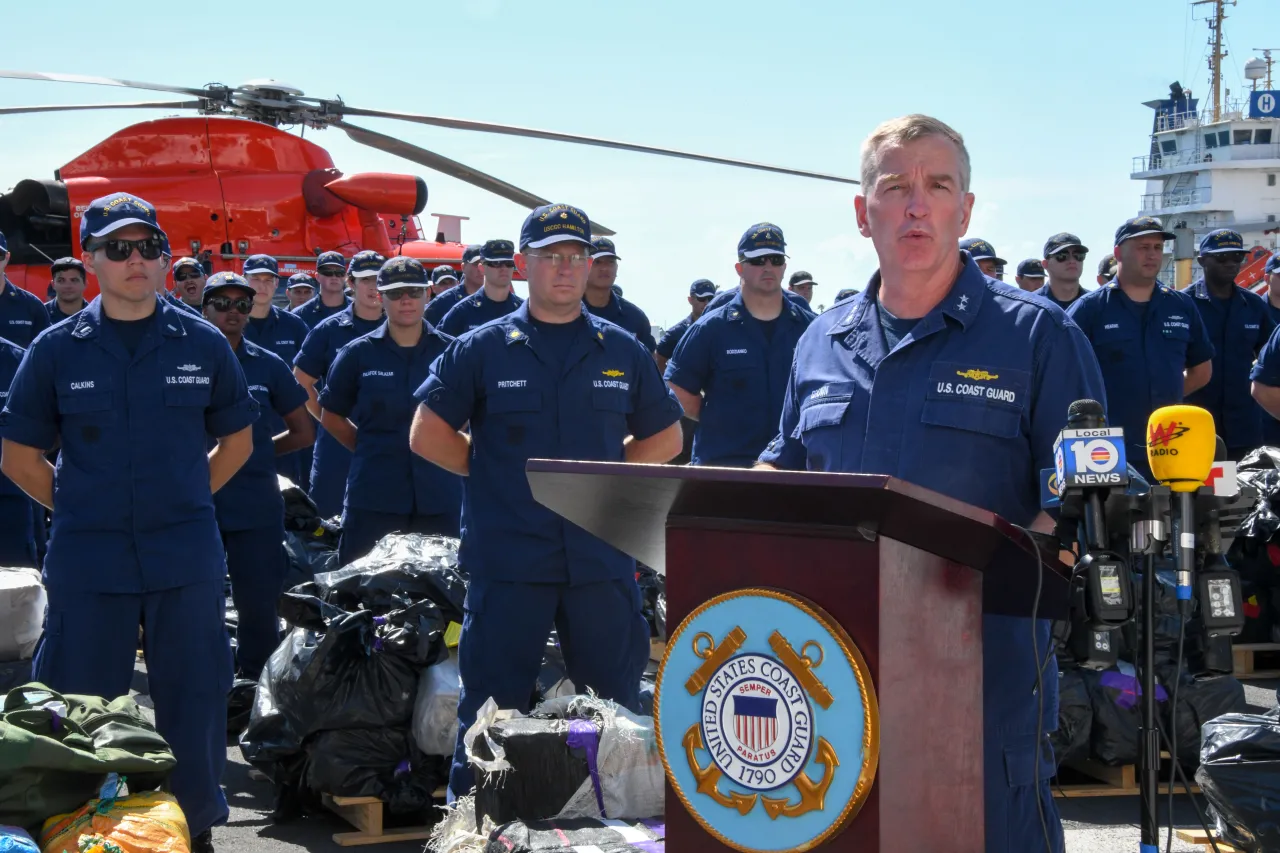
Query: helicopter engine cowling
322 172 428 217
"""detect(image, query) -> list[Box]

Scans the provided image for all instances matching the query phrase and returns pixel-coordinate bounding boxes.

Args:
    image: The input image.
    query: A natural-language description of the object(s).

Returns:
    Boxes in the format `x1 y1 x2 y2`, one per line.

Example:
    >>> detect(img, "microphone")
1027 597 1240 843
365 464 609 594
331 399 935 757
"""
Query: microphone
1146 405 1216 606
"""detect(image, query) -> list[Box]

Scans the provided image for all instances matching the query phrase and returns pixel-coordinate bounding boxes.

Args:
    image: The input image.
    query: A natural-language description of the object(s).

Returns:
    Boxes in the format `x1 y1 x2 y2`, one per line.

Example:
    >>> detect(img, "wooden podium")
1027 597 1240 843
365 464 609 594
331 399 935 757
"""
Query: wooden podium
527 461 1069 853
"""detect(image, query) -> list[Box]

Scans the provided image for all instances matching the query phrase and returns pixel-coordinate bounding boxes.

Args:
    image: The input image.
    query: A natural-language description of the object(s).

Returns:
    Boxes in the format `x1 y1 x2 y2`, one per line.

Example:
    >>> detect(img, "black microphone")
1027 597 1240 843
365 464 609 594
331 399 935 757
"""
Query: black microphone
1067 400 1109 552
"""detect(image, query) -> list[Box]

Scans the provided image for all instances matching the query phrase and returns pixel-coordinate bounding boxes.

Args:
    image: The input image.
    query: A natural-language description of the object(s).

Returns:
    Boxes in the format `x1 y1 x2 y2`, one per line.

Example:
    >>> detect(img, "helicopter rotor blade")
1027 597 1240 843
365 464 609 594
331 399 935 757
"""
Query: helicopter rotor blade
0 69 211 99
338 105 859 185
336 120 616 236
0 100 202 116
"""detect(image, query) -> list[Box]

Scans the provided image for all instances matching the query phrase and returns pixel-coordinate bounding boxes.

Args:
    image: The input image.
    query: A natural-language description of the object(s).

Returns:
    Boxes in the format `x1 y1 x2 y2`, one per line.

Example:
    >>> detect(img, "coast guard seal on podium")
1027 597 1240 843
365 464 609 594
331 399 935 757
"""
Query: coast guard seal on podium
655 588 879 852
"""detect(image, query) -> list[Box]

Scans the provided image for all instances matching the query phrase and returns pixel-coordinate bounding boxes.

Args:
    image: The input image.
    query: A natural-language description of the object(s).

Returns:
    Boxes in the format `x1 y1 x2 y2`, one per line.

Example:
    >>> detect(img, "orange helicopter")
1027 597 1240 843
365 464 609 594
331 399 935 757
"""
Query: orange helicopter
0 71 858 300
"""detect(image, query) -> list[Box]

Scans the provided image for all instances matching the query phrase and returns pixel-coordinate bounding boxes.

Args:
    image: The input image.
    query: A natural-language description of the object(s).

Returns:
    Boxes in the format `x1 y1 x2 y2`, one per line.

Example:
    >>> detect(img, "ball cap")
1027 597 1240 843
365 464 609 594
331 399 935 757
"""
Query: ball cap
376 256 428 291
788 270 816 287
203 271 254 300
461 244 483 264
1016 259 1046 278
242 254 279 277
520 204 592 251
80 193 164 249
172 256 203 273
1043 232 1088 257
590 236 620 260
51 257 86 276
690 279 717 298
286 272 317 290
1114 216 1175 246
959 238 1005 264
1199 228 1245 255
431 266 459 284
1265 253 1280 275
316 251 346 272
738 222 787 259
347 250 385 278
1098 255 1119 279
481 239 516 263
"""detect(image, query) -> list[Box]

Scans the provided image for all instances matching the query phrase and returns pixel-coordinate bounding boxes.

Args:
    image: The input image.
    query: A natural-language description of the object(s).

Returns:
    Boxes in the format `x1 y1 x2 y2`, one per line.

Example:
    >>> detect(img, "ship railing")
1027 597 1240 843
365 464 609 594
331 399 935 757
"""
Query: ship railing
1153 98 1254 133
1134 142 1280 172
1140 187 1211 212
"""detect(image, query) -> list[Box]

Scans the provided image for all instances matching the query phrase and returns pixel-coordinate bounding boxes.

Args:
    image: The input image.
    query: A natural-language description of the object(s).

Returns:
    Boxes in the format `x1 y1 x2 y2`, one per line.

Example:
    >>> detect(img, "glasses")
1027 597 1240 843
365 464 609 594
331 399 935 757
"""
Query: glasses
1206 252 1247 264
1050 249 1088 263
693 295 713 303
744 256 786 267
206 295 253 314
174 270 204 282
525 251 591 268
382 286 426 300
88 236 165 262
484 260 516 269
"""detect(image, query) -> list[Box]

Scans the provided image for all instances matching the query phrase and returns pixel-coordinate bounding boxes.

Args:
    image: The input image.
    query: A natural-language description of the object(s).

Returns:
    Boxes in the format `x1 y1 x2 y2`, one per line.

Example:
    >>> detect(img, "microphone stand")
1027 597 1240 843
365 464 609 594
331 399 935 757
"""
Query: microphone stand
1132 484 1169 851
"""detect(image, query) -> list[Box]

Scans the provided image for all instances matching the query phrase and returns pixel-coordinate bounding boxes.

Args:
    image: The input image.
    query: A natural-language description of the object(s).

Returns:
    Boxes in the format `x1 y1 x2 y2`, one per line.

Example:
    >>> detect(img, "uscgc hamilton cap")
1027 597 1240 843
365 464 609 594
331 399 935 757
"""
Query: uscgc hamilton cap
1199 228 1245 256
80 193 164 249
376 257 429 291
959 237 1005 264
347 250 386 278
520 203 592 251
1114 216 1176 246
738 223 787 259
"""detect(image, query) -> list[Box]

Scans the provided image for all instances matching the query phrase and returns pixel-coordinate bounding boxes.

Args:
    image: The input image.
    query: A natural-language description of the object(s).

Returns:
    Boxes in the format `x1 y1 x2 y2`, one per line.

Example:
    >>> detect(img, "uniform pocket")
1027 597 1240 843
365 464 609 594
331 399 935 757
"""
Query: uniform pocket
591 389 634 414
163 385 212 408
56 391 112 414
487 388 542 413
921 399 1022 439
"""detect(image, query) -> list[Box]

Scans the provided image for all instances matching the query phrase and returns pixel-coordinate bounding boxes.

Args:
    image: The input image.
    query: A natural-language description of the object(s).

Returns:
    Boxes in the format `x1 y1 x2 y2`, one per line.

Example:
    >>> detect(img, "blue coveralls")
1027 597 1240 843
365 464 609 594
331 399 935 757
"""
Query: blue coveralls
706 285 812 314
291 293 350 329
163 290 202 316
1068 281 1214 481
758 255 1105 853
664 291 813 467
244 306 311 488
0 297 257 836
214 339 309 679
1032 283 1083 312
656 315 693 363
1185 280 1275 459
320 320 462 565
584 291 657 351
294 307 383 518
416 301 683 797
44 298 87 324
424 283 474 327
0 336 36 567
1261 301 1280 447
0 278 51 347
437 289 524 337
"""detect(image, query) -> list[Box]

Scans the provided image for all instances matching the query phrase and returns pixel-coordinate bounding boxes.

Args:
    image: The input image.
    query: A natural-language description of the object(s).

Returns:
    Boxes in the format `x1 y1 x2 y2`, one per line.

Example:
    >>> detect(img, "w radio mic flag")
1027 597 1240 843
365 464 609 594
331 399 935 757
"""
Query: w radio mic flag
1146 405 1216 492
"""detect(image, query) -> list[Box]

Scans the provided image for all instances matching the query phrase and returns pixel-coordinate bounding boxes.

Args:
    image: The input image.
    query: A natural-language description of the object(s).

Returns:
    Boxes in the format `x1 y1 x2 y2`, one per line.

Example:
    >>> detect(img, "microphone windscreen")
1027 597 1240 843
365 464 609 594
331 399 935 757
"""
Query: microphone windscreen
1147 405 1216 493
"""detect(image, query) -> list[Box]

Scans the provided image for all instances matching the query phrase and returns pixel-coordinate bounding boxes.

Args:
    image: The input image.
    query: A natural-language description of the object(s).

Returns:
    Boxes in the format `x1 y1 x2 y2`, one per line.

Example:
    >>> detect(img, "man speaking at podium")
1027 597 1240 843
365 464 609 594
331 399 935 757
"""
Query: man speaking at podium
757 115 1106 853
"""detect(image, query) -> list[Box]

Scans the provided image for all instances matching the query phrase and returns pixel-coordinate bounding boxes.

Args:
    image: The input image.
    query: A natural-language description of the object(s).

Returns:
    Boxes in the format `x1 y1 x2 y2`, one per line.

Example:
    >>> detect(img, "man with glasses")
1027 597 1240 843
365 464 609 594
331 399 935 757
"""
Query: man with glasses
438 239 524 336
201 272 312 680
1183 230 1274 460
1035 233 1089 310
429 265 458 300
410 203 683 799
0 193 256 853
286 272 317 311
45 257 89 323
321 257 461 565
787 270 818 305
665 223 814 467
583 237 657 352
1068 217 1214 480
294 251 386 518
172 257 207 310
292 251 349 329
426 245 484 326
960 237 1005 280
0 232 51 347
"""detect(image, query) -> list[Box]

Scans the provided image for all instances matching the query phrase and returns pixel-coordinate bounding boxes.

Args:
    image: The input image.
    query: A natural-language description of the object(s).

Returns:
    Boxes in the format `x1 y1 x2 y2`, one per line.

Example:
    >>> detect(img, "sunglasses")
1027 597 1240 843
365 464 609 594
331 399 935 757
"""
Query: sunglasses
744 256 786 267
88 236 165 262
693 295 713 303
484 260 516 269
1050 249 1088 263
1206 252 1247 264
206 295 253 314
382 286 426 300
174 270 204 282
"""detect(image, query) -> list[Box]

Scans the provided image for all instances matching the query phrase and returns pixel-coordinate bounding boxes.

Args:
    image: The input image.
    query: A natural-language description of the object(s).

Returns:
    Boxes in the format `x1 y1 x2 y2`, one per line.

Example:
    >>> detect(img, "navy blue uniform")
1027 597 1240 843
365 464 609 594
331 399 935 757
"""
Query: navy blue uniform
0 297 257 836
0 336 36 567
292 294 350 329
424 283 473 327
437 289 524 337
44 298 87 324
244 306 311 487
760 256 1103 853
706 285 811 314
1265 300 1280 446
656 315 693 362
1068 282 1213 480
1185 280 1274 458
0 279 51 347
1032 283 1084 312
416 301 683 797
294 307 383 518
321 320 462 565
665 291 813 467
584 291 657 351
215 339 308 679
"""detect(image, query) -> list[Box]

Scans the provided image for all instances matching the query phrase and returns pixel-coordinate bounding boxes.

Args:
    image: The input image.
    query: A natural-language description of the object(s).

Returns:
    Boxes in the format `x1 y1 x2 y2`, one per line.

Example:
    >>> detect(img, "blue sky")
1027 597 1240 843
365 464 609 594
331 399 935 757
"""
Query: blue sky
1 0 1275 325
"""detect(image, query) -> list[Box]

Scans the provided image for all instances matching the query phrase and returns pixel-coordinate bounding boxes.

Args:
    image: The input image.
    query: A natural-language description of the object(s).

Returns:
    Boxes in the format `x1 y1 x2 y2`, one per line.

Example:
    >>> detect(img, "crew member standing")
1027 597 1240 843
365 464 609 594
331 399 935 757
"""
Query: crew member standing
582 237 657 351
657 279 716 464
0 232 51 347
410 204 683 798
1262 254 1280 326
758 115 1101 853
294 250 386 518
172 257 207 310
429 265 458 300
0 332 36 568
321 258 461 565
44 257 89 323
1068 217 1213 480
665 223 813 467
1184 229 1273 460
438 240 524 336
201 272 312 679
292 251 349 328
0 193 256 853
959 237 1005 279
425 245 484 326
1035 233 1089 310
286 272 317 311
787 270 818 305
1097 255 1118 285
1014 260 1045 293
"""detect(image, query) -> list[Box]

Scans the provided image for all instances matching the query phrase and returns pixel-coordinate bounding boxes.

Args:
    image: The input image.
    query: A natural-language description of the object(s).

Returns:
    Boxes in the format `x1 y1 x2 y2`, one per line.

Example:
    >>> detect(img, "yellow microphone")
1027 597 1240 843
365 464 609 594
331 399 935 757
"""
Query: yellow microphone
1146 405 1216 492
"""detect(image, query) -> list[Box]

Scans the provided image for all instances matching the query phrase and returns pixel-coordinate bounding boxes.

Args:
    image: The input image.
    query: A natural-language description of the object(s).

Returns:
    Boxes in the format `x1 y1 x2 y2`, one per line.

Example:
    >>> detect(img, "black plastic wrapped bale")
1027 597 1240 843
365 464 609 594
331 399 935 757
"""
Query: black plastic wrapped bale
1083 664 1168 766
297 534 466 622
1050 664 1092 767
1240 446 1280 472
280 476 322 532
1156 664 1247 768
636 565 663 639
533 634 575 705
472 717 592 828
485 818 665 853
283 528 339 589
1195 711 1280 852
1238 468 1280 541
302 727 447 817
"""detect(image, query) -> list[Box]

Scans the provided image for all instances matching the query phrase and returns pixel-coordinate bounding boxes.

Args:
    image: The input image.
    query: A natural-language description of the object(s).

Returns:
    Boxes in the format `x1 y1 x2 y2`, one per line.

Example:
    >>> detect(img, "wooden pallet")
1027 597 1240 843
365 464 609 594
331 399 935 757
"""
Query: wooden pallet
321 786 446 847
1176 828 1246 852
1053 755 1200 798
1231 642 1280 680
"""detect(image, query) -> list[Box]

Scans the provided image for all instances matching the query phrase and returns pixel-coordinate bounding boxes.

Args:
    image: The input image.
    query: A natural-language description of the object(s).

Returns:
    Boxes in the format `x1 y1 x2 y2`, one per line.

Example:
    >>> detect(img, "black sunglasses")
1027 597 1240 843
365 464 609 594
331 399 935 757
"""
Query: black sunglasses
1050 249 1088 263
88 236 165 262
744 256 786 267
693 295 713 303
174 270 204 282
1205 252 1247 264
382 286 426 300
484 260 515 269
206 295 253 314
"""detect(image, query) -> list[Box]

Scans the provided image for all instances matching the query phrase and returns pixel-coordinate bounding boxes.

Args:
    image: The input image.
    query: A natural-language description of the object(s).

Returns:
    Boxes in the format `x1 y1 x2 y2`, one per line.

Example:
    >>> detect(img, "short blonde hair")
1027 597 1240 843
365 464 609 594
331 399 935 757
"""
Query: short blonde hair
859 114 971 193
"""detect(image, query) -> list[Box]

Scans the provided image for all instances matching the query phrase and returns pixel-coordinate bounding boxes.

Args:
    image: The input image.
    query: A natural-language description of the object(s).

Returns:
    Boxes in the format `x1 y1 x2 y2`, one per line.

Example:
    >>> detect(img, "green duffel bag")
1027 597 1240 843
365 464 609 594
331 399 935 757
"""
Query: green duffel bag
0 682 176 832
